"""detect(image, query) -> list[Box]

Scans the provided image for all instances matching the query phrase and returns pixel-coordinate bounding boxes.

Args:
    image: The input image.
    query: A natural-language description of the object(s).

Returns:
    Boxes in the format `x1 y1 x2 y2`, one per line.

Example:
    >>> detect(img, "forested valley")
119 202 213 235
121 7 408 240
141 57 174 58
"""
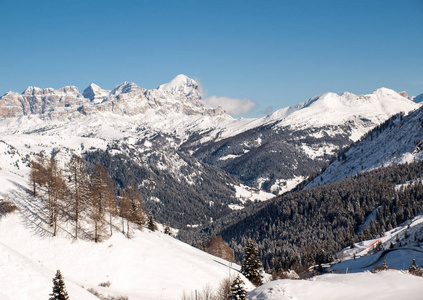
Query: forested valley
184 159 423 273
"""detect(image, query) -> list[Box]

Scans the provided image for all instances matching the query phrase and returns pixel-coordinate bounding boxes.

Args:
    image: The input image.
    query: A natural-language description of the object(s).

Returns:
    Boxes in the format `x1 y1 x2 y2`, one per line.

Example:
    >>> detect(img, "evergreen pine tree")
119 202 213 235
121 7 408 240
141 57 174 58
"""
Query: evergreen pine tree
381 258 389 271
49 270 70 300
230 275 247 300
408 259 422 276
241 238 263 286
147 212 157 231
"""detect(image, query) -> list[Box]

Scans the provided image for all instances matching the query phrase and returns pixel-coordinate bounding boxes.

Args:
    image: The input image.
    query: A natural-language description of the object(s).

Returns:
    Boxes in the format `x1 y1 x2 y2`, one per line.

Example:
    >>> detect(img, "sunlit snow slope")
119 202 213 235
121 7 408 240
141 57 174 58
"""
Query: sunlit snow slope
0 171 246 300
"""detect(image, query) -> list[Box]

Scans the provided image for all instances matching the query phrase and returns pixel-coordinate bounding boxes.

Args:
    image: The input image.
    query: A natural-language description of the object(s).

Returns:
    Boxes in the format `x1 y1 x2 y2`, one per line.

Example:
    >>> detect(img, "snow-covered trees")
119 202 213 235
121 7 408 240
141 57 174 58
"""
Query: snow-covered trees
49 270 69 300
241 238 263 286
230 275 247 300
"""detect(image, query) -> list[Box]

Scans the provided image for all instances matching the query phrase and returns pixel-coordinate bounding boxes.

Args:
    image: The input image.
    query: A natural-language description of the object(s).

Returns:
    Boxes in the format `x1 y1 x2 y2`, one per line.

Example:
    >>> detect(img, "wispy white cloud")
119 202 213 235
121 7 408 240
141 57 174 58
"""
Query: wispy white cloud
203 96 257 116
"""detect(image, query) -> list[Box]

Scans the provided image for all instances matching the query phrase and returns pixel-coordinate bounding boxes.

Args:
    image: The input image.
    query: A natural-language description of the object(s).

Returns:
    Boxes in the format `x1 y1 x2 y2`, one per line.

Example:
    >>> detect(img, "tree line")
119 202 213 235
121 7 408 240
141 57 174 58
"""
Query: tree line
185 159 423 273
29 153 152 241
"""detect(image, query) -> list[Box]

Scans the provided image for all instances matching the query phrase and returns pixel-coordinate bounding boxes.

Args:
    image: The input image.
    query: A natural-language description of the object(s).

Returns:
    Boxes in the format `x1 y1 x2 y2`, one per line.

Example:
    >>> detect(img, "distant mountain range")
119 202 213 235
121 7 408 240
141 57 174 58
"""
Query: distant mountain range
0 74 420 228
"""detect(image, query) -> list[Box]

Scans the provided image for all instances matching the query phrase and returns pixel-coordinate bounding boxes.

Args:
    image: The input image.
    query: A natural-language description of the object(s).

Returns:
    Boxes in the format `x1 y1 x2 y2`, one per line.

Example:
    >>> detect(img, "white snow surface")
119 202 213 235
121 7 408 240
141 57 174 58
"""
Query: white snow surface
248 270 423 300
234 184 275 203
270 176 306 195
0 78 418 196
274 88 418 140
0 78 417 148
0 171 248 300
307 102 423 189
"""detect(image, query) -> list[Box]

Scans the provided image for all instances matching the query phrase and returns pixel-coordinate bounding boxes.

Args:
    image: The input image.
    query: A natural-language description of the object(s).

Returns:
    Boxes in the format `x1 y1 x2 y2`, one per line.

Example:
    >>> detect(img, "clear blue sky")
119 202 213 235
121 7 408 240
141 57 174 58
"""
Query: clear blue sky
1 0 422 117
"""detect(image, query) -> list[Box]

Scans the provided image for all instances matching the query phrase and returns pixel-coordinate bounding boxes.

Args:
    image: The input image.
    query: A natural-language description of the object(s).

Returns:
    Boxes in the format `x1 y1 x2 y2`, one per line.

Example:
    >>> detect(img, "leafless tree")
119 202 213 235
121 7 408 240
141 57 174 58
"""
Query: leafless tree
66 154 90 239
45 158 67 236
206 236 235 262
89 164 116 242
29 155 47 197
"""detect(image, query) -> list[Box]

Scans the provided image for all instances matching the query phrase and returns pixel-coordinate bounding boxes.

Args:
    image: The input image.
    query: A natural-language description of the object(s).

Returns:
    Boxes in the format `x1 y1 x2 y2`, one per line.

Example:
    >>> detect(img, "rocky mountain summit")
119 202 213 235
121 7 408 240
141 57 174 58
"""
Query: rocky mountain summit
0 75 420 227
0 74 224 119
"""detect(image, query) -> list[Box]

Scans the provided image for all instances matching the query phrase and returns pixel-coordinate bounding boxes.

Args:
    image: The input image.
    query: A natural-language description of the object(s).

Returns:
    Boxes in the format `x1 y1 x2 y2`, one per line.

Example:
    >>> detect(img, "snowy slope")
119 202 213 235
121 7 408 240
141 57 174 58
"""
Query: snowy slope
248 270 423 300
277 88 418 141
0 77 418 218
0 78 417 149
248 214 423 300
0 170 248 300
331 213 423 273
307 103 423 189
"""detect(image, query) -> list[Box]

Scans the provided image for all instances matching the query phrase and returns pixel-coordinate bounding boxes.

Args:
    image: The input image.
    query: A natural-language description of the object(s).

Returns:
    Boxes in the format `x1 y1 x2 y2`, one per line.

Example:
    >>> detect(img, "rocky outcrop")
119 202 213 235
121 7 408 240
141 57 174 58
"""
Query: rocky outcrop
0 75 227 118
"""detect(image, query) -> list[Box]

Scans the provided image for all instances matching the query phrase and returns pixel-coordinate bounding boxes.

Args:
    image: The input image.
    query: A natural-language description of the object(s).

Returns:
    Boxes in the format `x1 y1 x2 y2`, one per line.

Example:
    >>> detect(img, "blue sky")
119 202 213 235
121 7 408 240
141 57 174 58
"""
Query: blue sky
1 0 422 117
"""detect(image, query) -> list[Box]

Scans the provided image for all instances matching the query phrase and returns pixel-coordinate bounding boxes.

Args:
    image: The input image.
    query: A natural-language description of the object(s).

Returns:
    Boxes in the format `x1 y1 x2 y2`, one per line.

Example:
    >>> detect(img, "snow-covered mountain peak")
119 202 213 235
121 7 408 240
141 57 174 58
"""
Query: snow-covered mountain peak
158 74 199 96
22 85 81 96
110 81 144 95
83 83 110 103
278 88 418 129
22 86 46 95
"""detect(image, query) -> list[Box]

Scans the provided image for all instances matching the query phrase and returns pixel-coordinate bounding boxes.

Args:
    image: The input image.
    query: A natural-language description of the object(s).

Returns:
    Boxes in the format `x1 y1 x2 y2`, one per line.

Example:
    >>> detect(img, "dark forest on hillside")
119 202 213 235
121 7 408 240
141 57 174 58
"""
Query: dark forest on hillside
184 160 423 272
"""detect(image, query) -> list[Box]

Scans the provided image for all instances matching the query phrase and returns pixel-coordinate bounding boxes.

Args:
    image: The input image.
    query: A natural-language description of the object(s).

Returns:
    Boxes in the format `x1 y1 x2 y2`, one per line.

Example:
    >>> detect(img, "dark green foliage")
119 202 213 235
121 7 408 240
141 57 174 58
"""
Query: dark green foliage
186 159 423 273
373 241 384 253
147 212 157 231
408 259 422 276
241 239 263 286
49 270 69 300
191 122 351 193
230 275 247 300
84 143 240 228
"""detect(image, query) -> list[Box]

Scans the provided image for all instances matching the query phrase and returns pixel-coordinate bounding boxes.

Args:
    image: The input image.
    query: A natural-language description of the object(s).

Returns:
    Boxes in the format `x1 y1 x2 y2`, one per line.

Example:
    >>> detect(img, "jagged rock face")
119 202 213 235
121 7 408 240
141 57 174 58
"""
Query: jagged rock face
0 75 224 118
82 84 110 104
0 86 85 117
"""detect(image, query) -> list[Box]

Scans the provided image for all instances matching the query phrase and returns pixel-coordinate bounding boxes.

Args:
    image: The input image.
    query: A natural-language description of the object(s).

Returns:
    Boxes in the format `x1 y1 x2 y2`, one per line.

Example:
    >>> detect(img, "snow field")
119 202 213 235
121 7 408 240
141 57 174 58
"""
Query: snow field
248 270 423 300
0 212 245 300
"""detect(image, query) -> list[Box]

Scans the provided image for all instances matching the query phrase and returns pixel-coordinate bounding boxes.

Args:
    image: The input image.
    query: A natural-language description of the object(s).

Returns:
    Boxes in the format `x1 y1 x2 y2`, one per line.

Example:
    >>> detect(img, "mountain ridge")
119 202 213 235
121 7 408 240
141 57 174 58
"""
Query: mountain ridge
0 75 420 227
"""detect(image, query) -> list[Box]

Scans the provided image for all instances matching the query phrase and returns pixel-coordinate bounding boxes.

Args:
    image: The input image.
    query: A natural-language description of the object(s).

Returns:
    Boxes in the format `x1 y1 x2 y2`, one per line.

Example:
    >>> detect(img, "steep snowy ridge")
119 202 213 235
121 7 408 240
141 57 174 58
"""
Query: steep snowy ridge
0 77 417 148
0 76 420 226
83 83 110 104
276 87 419 140
192 88 419 193
307 103 423 189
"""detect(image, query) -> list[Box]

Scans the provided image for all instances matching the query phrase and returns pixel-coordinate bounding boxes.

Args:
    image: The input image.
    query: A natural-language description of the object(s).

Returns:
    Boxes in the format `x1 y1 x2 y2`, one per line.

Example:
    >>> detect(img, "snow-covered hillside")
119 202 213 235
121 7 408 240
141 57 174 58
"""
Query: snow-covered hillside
0 76 419 227
248 214 423 300
0 171 248 300
193 87 419 193
274 87 418 140
332 213 423 273
307 103 423 189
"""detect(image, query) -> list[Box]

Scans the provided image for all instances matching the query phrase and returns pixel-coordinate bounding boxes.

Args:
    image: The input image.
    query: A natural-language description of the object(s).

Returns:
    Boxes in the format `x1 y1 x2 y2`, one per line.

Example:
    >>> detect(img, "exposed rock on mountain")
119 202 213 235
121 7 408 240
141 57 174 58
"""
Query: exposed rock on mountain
0 75 419 227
